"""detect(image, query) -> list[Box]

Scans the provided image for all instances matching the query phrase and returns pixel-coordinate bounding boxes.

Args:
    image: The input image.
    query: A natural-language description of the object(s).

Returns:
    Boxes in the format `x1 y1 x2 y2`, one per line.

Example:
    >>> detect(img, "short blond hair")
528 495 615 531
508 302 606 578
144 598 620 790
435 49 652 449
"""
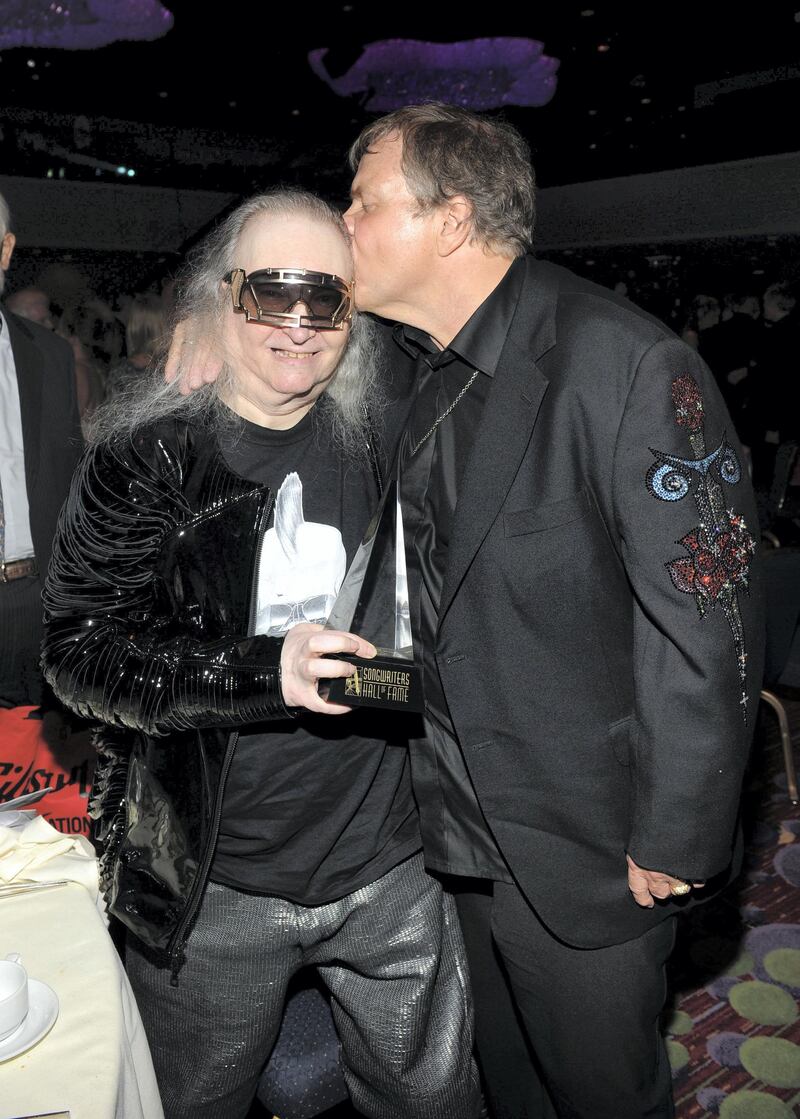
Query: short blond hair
126 297 169 357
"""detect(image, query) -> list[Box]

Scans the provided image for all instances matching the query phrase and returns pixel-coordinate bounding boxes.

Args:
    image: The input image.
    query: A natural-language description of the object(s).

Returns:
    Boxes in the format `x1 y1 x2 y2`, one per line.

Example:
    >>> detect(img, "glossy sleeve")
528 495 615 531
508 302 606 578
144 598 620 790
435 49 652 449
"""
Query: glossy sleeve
41 435 291 736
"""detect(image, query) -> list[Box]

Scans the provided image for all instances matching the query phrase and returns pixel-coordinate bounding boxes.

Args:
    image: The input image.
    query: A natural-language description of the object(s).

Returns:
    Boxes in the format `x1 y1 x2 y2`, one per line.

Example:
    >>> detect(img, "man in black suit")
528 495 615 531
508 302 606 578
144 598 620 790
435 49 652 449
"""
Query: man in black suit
340 104 765 1119
0 192 83 720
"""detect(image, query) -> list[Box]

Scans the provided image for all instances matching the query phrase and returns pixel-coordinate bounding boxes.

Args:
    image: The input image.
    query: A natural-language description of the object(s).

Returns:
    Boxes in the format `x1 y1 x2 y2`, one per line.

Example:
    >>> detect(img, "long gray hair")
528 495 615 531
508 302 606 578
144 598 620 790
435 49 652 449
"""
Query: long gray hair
88 189 385 456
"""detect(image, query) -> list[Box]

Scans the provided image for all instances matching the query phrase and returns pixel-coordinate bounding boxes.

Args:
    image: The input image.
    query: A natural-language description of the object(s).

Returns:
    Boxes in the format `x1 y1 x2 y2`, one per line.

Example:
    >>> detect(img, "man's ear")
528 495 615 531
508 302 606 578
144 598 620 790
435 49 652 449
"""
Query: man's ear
436 197 472 257
1 232 16 273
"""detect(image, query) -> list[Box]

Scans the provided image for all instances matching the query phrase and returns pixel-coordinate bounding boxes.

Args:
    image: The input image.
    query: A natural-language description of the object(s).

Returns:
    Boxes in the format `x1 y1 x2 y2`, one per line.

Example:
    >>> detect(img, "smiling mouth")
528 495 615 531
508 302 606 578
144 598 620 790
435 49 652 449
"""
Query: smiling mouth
271 349 319 360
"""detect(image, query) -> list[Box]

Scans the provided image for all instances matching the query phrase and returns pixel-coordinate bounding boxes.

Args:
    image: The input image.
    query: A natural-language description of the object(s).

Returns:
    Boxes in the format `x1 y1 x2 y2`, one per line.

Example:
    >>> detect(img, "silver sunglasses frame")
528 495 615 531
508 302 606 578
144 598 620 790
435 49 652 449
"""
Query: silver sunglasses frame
225 267 354 330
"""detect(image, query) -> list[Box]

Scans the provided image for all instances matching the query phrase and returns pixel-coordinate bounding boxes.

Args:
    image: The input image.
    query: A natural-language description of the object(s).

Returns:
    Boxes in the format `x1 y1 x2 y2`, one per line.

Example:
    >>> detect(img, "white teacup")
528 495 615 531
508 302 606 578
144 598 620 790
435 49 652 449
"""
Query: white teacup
0 810 26 828
0 954 29 1042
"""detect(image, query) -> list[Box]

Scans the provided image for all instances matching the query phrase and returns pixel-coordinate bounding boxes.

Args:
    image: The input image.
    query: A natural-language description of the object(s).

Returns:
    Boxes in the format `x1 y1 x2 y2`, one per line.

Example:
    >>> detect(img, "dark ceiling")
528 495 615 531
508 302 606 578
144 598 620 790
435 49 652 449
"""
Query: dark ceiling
2 2 799 306
2 1 799 199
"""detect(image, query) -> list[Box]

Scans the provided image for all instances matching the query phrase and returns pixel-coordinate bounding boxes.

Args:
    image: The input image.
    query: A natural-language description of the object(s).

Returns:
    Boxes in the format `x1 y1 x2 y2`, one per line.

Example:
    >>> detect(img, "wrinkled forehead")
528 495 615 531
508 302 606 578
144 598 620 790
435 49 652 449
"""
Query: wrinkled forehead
237 213 352 279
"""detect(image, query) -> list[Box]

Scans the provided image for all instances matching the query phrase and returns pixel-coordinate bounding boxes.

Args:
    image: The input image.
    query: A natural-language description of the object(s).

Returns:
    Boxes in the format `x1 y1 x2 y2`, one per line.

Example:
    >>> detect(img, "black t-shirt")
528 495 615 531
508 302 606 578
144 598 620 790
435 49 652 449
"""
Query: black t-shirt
210 406 421 904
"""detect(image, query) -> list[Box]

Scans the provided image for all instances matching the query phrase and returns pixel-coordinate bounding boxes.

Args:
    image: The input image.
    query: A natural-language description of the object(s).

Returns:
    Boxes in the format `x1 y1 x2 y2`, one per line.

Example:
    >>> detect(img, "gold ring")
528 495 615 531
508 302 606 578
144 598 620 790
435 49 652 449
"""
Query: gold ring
670 881 691 897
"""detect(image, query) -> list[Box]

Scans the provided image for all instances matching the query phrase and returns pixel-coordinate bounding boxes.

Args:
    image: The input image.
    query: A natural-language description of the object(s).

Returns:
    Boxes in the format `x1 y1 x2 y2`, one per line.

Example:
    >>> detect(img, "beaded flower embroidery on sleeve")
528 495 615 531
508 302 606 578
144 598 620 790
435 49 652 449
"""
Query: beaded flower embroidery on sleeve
646 374 756 719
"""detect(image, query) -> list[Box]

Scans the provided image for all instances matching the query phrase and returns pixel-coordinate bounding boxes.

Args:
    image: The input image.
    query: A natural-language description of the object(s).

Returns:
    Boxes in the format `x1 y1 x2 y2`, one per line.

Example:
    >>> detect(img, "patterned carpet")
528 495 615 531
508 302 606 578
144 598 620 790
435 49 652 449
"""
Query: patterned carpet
665 696 800 1119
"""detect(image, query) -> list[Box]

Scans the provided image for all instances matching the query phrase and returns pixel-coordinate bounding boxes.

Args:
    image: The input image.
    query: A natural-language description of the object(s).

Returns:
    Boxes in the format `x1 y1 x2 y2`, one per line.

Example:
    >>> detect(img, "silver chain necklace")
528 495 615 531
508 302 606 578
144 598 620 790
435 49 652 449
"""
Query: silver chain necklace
408 370 479 458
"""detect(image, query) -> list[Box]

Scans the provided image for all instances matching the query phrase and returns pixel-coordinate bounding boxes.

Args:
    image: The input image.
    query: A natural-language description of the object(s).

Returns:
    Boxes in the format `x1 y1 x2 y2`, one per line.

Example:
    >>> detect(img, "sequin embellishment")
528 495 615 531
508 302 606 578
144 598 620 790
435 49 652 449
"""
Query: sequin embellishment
647 374 755 717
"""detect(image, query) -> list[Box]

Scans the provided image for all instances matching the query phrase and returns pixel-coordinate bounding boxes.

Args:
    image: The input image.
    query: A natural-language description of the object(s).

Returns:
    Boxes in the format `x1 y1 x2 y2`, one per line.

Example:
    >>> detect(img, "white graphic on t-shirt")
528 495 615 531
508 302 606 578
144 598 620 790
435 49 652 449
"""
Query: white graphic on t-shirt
254 472 346 637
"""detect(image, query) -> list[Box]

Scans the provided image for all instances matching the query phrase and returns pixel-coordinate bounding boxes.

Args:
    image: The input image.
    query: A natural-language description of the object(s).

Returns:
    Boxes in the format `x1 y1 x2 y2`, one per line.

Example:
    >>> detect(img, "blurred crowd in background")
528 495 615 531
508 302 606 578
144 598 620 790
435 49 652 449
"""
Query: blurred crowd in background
5 245 796 516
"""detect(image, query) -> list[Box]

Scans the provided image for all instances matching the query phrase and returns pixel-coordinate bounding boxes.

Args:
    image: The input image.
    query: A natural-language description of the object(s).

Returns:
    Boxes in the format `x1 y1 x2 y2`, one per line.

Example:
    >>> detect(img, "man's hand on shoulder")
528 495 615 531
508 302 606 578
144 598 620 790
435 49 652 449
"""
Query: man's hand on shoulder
164 318 223 394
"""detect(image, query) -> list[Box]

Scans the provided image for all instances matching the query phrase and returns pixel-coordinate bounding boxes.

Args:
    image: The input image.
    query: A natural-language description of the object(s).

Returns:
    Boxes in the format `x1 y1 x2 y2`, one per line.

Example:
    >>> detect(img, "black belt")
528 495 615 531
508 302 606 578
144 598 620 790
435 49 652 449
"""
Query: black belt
0 558 38 583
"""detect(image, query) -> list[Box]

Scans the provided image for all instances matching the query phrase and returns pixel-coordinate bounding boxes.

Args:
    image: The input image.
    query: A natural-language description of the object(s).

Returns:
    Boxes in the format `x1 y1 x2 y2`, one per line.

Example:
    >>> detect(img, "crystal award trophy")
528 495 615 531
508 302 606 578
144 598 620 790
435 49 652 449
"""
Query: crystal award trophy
323 462 424 712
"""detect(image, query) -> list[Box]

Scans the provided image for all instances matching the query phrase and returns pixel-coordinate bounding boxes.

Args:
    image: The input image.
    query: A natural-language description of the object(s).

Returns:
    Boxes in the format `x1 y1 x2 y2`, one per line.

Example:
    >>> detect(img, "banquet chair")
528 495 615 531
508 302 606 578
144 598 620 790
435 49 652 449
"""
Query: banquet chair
760 440 800 549
759 544 800 805
256 972 349 1119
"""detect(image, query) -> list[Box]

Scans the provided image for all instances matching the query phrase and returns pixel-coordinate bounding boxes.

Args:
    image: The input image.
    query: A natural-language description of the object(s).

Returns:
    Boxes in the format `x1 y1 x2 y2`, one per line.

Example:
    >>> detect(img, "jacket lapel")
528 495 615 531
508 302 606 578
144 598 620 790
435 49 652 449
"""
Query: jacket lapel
5 311 43 494
438 259 557 626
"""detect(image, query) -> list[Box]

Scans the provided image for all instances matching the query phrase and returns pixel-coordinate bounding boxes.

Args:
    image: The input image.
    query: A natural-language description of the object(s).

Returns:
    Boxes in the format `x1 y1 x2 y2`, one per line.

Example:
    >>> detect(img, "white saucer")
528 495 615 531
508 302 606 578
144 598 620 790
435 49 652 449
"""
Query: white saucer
0 809 37 829
0 978 59 1061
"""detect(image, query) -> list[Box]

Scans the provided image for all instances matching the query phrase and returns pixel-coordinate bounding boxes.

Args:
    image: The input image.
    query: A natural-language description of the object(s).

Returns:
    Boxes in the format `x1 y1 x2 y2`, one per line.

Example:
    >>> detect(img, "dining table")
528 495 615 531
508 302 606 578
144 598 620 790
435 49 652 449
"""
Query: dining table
0 812 164 1119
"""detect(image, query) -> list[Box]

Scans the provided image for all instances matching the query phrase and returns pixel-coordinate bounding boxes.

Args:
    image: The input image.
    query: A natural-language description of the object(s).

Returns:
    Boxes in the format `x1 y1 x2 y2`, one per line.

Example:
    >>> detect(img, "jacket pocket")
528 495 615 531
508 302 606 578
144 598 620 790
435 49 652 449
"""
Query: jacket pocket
607 713 636 767
504 487 590 537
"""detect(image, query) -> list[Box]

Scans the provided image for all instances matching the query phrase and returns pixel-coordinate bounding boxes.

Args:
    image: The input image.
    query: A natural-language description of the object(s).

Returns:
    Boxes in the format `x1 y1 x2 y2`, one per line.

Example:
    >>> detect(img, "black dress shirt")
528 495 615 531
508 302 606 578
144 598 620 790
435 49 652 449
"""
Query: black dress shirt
395 256 526 880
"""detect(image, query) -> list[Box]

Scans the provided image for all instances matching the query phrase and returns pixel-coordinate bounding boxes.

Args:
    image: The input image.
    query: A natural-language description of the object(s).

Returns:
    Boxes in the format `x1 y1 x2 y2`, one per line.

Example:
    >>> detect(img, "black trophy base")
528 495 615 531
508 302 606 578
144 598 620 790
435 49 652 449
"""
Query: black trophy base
324 651 425 712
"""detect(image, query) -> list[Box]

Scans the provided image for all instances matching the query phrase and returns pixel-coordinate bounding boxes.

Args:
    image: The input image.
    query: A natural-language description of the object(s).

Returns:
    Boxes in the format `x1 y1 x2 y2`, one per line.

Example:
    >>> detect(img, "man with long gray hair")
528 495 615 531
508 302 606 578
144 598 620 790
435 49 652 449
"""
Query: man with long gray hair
41 188 481 1119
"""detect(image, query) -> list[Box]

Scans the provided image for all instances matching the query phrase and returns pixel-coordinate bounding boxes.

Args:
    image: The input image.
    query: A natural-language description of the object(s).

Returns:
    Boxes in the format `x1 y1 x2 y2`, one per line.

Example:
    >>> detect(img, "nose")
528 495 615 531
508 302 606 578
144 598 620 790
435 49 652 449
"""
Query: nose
342 205 355 236
283 325 315 344
281 300 316 344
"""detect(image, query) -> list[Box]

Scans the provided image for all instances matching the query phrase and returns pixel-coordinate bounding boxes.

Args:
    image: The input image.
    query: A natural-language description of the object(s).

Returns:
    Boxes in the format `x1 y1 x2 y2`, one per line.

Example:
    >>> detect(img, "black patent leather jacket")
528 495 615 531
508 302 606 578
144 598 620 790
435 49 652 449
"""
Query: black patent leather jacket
41 416 384 978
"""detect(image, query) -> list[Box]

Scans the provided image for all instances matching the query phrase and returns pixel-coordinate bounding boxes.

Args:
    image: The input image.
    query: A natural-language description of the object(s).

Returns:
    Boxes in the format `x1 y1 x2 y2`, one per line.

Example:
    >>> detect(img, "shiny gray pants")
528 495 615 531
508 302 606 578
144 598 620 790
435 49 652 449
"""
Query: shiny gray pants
126 853 481 1119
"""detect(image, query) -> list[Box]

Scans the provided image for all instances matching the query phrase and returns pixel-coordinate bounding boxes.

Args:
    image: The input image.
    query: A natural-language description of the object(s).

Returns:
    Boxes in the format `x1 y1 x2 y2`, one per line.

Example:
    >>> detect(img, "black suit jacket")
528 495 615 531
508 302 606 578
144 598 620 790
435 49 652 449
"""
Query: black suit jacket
413 258 765 948
0 309 83 706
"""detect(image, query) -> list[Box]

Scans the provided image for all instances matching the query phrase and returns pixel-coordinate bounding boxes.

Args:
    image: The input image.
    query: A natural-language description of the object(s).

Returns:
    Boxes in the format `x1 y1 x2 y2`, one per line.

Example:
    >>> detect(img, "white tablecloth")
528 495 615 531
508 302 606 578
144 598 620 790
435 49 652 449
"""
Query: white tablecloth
0 851 164 1118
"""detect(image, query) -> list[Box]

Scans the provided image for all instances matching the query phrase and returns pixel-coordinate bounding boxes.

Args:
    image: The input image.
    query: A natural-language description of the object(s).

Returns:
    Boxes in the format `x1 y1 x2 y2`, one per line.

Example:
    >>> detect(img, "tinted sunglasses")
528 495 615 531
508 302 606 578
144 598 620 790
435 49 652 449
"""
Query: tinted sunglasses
224 267 353 330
